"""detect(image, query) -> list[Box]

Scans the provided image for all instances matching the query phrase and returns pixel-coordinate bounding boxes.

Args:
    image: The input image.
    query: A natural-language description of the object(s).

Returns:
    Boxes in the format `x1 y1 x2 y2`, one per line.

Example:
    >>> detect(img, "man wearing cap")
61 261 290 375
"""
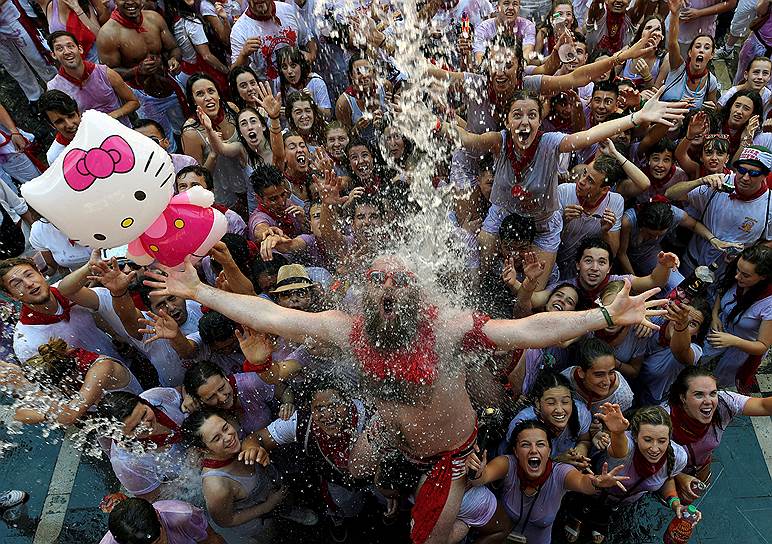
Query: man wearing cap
145 254 665 544
666 145 772 279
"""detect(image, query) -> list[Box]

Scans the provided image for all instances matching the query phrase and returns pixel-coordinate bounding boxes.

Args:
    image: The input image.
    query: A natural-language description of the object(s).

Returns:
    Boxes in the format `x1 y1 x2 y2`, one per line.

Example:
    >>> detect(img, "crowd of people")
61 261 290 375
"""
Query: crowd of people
2 0 772 542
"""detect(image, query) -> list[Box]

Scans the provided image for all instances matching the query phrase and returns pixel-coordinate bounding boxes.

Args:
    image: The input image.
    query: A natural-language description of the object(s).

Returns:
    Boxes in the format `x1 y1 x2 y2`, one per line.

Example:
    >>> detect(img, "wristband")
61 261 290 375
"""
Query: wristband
673 325 689 332
111 288 129 298
599 306 615 327
630 111 639 128
667 496 681 508
10 131 20 135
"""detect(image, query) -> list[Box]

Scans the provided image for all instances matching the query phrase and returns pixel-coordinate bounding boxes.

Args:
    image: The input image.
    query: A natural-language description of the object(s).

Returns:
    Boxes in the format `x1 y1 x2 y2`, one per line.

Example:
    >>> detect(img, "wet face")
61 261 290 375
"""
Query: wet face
745 60 772 90
507 99 540 150
666 307 704 340
574 43 588 67
197 374 235 409
384 127 405 159
728 96 755 129
348 144 374 180
175 171 207 193
46 109 81 140
576 247 611 290
634 423 670 464
135 124 169 151
352 203 383 238
577 163 609 203
122 402 156 439
642 18 664 48
500 239 531 268
325 128 349 160
648 151 673 180
51 36 83 70
199 415 241 457
735 257 766 289
590 91 617 122
238 111 265 150
281 57 302 86
537 386 573 430
3 265 50 305
258 184 290 216
276 287 312 310
489 47 521 94
247 0 271 17
606 0 629 14
311 389 349 436
681 376 719 424
551 3 574 30
191 79 220 118
577 355 616 397
478 170 494 200
546 286 578 312
115 0 141 18
309 203 322 237
514 428 551 478
284 135 308 174
351 59 374 92
497 0 520 24
257 272 277 294
362 256 420 350
290 100 314 133
235 72 260 105
688 37 714 72
734 161 767 196
701 145 729 174
148 293 188 325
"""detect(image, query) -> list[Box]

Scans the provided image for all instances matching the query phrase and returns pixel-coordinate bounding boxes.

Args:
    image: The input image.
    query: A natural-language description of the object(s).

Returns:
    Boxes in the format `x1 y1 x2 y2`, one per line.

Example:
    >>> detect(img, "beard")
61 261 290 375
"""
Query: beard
362 289 420 351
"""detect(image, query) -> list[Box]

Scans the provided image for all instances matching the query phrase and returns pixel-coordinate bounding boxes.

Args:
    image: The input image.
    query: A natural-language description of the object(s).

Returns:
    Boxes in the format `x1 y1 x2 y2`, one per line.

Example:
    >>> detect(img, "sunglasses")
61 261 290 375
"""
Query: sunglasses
736 165 765 177
366 269 417 287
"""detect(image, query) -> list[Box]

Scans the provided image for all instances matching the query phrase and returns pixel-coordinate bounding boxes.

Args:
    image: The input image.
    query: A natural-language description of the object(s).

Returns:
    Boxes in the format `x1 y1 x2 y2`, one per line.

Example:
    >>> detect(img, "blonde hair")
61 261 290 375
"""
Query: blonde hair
25 338 82 395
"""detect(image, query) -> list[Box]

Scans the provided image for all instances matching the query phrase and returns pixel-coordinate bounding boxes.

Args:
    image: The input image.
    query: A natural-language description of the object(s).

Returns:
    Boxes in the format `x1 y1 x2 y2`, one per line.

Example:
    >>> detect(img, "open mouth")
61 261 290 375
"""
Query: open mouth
699 406 713 417
645 450 662 462
381 295 396 318
527 456 541 470
296 153 307 166
551 302 564 311
247 130 259 144
168 310 182 323
587 272 600 282
515 126 532 144
551 413 567 425
29 286 41 297
695 54 705 64
494 75 508 86
224 436 237 450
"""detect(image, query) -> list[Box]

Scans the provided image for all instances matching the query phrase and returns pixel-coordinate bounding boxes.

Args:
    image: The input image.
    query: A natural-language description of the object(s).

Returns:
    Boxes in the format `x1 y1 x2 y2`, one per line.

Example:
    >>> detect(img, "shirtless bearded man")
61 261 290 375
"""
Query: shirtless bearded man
145 255 666 544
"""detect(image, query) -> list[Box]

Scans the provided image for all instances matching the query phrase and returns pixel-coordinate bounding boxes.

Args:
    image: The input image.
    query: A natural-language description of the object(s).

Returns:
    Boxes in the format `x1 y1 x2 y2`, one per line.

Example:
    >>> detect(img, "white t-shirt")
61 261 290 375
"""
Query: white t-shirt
230 2 310 80
173 17 209 64
0 180 28 226
29 220 92 270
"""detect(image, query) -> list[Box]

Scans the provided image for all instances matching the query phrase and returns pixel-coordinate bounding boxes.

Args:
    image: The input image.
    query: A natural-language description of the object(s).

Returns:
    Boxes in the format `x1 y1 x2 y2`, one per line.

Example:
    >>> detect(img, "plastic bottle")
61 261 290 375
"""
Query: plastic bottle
663 504 699 544
690 479 707 497
668 261 719 305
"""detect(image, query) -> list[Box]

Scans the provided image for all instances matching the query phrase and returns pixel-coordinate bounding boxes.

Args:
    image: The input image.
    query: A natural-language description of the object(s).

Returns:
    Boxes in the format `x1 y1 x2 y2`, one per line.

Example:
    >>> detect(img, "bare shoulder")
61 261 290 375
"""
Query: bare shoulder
142 9 165 25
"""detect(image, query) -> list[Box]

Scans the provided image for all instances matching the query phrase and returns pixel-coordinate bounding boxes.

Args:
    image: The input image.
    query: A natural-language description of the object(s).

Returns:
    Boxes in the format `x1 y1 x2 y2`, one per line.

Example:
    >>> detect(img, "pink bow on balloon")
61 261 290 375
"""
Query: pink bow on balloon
62 135 135 191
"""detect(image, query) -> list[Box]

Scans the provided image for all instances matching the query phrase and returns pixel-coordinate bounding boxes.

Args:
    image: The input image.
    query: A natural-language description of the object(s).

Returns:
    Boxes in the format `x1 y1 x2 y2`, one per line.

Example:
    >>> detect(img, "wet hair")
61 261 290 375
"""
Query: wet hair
184 73 237 126
577 337 615 371
198 311 238 344
98 391 150 422
276 46 312 93
325 120 349 138
184 360 227 401
507 419 553 452
47 30 79 49
38 90 78 117
350 193 386 220
347 51 373 80
546 282 579 305
24 338 83 395
631 15 666 58
133 118 166 137
575 236 611 263
668 366 731 433
508 89 543 118
0 257 38 292
176 164 213 190
720 89 764 127
687 33 715 56
630 406 676 477
500 213 536 244
647 138 677 158
163 0 200 31
108 497 161 544
483 34 524 85
181 408 231 449
679 296 711 343
718 244 772 323
211 233 253 278
529 370 581 441
250 164 287 196
592 80 619 98
250 253 289 292
638 201 674 231
228 65 259 110
540 0 578 37
285 91 327 145
591 154 624 187
701 134 730 156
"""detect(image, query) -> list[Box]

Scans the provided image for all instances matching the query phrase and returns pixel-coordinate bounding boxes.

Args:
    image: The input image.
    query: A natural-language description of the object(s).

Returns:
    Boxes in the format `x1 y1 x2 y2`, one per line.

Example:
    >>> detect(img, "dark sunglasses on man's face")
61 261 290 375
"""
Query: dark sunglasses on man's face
736 165 764 178
366 269 416 288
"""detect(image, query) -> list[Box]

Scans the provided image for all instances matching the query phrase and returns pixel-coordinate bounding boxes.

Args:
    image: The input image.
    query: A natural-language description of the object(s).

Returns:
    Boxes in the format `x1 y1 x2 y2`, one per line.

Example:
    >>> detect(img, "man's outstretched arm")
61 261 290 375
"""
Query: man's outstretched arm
482 281 667 351
143 258 351 347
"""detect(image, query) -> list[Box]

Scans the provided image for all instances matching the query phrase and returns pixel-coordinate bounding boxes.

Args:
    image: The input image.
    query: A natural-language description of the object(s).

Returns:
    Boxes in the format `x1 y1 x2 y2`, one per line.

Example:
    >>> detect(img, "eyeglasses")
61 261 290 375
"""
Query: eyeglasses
366 269 417 287
736 165 765 178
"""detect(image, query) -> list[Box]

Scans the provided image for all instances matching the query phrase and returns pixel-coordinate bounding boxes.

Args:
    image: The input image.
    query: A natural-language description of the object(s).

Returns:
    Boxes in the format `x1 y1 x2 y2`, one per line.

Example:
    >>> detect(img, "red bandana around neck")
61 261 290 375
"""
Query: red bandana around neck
578 274 611 309
110 9 147 32
257 202 298 237
244 1 281 25
646 164 676 190
685 62 708 82
597 11 625 52
670 403 711 445
202 456 236 469
55 132 72 145
19 287 76 325
632 447 667 479
573 367 614 407
139 408 182 448
730 184 769 201
506 130 543 185
517 458 554 491
312 404 358 470
58 61 96 88
577 187 608 212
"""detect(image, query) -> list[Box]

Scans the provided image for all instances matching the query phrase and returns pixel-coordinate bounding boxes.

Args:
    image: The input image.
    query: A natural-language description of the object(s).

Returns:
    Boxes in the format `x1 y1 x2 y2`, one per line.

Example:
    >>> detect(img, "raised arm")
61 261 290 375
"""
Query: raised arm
667 0 684 70
143 258 352 347
446 123 501 157
595 403 630 459
254 82 285 168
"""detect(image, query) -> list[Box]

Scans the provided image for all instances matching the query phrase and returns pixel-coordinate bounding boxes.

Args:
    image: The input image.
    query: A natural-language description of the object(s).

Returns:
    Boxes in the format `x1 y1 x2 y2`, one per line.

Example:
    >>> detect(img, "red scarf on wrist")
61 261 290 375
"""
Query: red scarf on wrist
58 61 96 88
202 456 236 468
517 458 554 491
19 287 76 325
244 1 281 25
670 404 711 445
139 408 182 448
632 448 667 479
110 9 147 32
597 11 625 52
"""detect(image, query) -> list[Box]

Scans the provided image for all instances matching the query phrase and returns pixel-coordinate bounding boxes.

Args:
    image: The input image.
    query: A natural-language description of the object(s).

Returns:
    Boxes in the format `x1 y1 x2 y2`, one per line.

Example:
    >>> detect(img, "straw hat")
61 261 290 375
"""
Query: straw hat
271 264 315 294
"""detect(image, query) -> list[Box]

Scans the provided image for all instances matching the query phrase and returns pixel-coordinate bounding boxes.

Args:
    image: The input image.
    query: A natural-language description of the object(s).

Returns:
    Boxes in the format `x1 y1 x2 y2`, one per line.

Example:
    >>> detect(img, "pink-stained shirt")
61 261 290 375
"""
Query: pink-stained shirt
47 64 130 126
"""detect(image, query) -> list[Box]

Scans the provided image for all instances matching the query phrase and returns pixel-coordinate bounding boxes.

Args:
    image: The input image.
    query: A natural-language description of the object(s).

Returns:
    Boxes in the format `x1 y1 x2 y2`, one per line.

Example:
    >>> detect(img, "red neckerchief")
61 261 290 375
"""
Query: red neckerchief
19 287 76 325
201 456 236 468
657 319 672 347
578 274 610 309
517 458 554 491
55 132 72 145
212 203 229 215
71 347 100 375
597 11 625 52
58 61 96 88
646 163 676 190
573 367 615 407
209 107 226 130
722 123 744 157
312 404 358 470
632 447 667 479
730 184 769 201
244 2 281 25
110 9 147 32
685 62 708 82
257 202 298 237
670 403 711 445
350 306 440 385
66 9 96 55
506 130 542 185
577 187 608 211
138 408 182 447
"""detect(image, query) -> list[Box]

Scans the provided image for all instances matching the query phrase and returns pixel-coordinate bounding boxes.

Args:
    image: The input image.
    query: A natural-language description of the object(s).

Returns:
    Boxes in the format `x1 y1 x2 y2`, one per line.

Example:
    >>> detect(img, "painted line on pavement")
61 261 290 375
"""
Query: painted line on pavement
751 373 772 481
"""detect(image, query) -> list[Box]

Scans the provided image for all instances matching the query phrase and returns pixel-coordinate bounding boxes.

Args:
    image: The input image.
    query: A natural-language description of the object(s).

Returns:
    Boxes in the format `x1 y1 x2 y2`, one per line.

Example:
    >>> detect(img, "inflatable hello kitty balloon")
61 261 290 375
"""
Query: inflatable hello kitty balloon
21 110 227 267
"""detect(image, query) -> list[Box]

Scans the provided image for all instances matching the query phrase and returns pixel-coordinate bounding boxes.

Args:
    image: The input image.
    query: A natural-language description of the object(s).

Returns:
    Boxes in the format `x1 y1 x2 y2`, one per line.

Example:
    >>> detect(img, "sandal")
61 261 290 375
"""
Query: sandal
564 518 582 543
592 530 606 544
